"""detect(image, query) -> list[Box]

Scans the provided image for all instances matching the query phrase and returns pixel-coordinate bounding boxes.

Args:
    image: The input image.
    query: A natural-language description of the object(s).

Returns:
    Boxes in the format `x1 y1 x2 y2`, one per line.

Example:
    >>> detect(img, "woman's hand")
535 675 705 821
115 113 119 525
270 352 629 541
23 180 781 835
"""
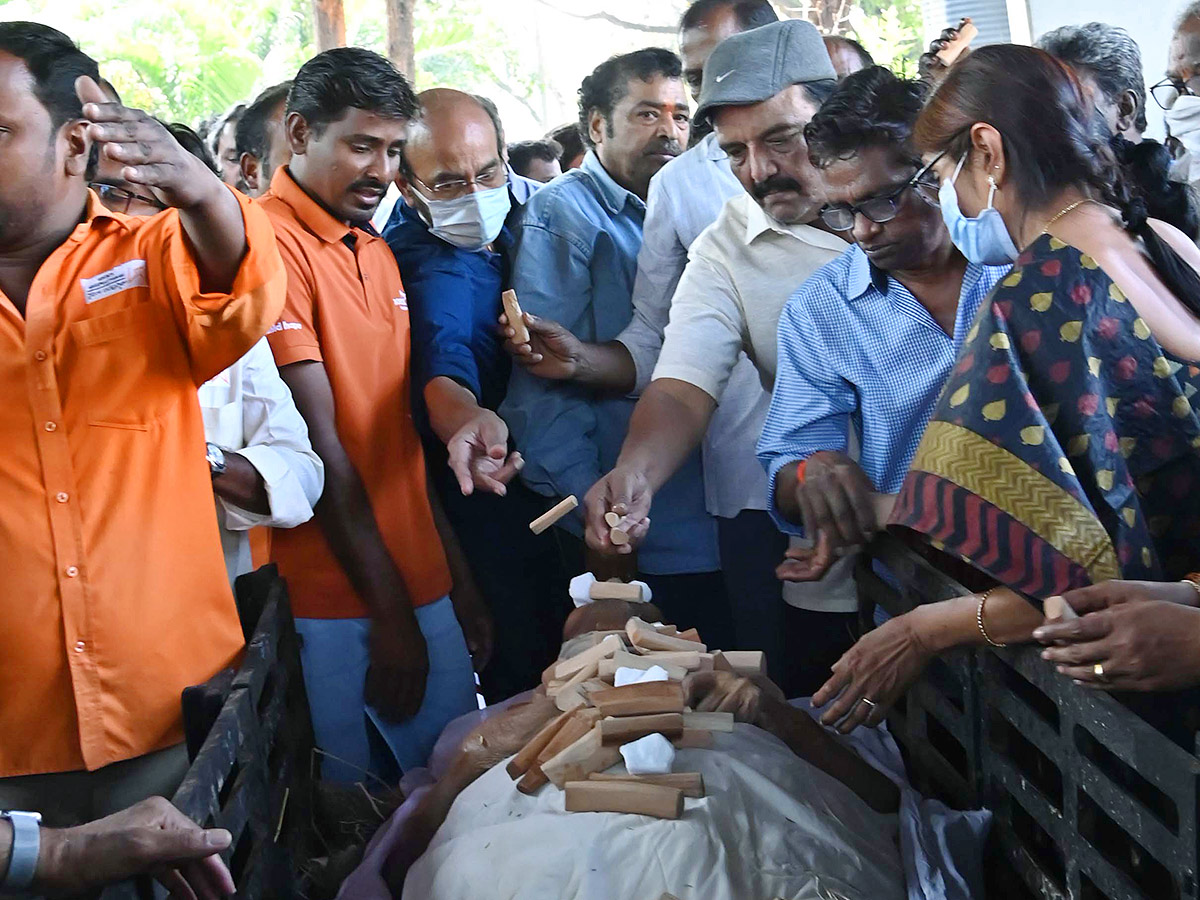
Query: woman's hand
1034 581 1200 690
812 612 935 733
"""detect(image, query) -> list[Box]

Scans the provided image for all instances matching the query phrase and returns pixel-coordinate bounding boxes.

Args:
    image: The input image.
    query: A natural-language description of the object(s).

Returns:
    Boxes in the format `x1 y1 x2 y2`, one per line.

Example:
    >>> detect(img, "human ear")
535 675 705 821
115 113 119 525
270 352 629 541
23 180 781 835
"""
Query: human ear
284 112 309 156
587 109 605 147
62 119 91 177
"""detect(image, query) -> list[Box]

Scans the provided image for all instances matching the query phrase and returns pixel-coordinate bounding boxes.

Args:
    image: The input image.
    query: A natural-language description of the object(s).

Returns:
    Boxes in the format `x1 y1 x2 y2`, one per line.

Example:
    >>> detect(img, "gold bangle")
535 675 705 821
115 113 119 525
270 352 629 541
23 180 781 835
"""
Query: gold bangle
977 587 1007 648
1183 574 1200 603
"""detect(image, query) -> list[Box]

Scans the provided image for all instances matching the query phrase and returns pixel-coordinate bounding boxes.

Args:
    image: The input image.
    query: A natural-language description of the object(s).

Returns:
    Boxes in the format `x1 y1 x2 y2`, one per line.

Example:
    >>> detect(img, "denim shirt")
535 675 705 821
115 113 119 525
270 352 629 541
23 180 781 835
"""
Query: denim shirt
500 151 719 575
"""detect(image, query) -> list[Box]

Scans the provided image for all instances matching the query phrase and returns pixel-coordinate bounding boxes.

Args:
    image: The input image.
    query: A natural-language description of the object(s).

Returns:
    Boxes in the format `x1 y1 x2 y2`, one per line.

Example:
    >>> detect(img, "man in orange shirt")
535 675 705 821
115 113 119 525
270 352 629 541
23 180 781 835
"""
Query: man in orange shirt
261 48 485 783
0 23 284 823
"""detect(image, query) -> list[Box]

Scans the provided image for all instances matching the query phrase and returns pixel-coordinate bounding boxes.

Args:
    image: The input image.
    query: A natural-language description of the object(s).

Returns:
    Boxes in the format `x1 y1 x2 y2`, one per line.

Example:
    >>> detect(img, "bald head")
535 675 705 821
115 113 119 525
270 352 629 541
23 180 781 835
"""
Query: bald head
400 88 506 191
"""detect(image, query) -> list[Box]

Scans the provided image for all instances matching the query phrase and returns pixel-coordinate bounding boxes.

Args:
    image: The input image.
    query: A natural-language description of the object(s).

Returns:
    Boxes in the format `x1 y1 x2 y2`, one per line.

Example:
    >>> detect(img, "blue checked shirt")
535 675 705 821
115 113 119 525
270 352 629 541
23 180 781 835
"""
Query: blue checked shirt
758 243 1006 535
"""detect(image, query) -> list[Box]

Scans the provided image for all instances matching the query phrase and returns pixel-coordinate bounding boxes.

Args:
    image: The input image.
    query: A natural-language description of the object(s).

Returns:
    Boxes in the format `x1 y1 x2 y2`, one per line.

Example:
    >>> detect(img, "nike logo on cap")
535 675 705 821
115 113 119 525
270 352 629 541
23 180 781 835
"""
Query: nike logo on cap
715 69 735 83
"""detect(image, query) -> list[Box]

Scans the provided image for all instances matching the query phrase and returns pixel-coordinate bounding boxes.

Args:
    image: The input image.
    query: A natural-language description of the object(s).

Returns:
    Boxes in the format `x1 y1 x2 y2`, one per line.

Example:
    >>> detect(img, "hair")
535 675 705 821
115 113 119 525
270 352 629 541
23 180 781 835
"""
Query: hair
547 122 585 167
679 0 778 32
508 139 562 176
1178 1 1200 26
916 44 1200 317
824 35 875 71
236 81 291 161
207 102 246 159
0 22 99 130
287 47 418 135
1037 23 1147 135
577 48 682 147
805 66 923 168
472 93 507 155
163 122 220 175
1111 135 1200 240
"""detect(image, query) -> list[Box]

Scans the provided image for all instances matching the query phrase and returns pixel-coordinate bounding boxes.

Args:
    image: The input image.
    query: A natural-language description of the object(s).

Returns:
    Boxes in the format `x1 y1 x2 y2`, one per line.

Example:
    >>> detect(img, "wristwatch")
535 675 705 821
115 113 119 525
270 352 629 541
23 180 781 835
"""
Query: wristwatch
205 442 227 478
0 810 41 892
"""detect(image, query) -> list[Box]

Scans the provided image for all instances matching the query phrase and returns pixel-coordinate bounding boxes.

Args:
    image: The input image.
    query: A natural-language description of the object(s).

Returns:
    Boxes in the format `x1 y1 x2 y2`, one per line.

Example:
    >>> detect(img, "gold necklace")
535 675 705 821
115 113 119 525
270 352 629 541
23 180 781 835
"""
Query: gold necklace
1041 197 1095 234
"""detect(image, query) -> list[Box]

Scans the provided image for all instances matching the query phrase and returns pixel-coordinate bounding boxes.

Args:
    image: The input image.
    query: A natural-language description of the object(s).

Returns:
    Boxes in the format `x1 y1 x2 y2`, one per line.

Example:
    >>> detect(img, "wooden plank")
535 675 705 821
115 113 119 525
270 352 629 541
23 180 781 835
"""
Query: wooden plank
507 710 572 780
502 289 530 342
518 709 600 794
599 651 688 682
589 581 645 601
529 495 578 535
542 725 622 789
554 633 622 680
637 650 711 672
720 650 765 676
682 712 734 733
676 628 702 643
564 780 684 819
588 771 705 799
627 616 708 653
600 713 684 746
590 681 686 717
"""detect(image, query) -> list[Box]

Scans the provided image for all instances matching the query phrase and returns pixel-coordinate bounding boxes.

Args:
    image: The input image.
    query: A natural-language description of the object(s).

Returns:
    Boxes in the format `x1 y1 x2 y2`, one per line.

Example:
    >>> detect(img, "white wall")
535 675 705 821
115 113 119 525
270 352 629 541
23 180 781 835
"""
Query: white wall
1023 0 1186 140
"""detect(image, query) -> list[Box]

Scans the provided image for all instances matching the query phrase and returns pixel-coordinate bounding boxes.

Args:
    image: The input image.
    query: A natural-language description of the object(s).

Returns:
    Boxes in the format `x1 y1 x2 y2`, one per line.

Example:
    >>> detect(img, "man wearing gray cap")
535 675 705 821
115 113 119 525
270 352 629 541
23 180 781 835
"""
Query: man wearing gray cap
583 19 858 696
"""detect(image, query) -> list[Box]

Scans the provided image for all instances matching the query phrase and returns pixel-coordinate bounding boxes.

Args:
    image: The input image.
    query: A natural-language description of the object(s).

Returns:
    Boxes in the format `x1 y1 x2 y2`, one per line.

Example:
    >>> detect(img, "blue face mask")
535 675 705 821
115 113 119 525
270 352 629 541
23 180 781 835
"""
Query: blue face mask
938 154 1020 266
414 183 512 251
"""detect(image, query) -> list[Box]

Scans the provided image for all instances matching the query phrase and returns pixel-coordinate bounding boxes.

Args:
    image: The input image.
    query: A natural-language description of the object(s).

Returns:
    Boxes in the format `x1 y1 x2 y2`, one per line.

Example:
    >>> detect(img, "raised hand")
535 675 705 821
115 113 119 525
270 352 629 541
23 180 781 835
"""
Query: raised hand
76 76 224 210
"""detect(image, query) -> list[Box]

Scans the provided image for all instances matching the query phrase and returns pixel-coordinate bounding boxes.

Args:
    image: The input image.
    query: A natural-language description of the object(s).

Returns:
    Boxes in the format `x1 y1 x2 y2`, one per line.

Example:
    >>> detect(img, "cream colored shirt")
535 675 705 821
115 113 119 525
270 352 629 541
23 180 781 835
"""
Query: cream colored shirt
652 194 859 612
652 191 848 398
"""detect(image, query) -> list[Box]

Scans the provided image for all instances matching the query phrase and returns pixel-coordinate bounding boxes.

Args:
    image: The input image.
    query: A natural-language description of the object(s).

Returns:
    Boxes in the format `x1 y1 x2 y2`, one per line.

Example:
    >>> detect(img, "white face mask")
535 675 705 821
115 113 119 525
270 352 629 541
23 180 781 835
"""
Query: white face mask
411 183 512 250
1165 94 1200 184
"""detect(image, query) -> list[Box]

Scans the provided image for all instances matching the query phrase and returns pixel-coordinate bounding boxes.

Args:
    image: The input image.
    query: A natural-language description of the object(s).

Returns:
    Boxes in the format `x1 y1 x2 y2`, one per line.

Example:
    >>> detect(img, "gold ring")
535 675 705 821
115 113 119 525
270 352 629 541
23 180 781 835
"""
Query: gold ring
1093 663 1106 678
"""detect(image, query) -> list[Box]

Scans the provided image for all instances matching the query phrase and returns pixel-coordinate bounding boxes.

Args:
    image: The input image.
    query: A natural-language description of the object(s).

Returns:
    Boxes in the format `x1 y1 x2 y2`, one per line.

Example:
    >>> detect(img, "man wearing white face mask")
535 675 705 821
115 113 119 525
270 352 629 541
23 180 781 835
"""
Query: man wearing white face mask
383 89 572 702
1159 3 1200 187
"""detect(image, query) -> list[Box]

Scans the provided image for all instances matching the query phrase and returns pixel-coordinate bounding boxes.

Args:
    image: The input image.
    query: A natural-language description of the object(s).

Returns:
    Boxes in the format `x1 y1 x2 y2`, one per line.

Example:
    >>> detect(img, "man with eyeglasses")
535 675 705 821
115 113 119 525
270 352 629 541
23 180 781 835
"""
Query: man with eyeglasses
1159 2 1200 186
382 88 570 703
499 48 730 645
557 21 852 694
758 66 1006 599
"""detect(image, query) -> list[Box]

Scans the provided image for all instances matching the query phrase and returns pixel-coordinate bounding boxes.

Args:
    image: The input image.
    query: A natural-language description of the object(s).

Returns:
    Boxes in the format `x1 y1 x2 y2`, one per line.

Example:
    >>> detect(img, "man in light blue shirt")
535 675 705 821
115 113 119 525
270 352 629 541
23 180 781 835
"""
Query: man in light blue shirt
759 67 1007 586
500 48 727 642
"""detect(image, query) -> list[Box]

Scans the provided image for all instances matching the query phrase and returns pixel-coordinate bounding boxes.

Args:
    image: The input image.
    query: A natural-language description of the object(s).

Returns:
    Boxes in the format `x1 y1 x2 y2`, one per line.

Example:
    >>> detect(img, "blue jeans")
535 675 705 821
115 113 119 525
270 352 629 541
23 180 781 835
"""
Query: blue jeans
295 596 478 784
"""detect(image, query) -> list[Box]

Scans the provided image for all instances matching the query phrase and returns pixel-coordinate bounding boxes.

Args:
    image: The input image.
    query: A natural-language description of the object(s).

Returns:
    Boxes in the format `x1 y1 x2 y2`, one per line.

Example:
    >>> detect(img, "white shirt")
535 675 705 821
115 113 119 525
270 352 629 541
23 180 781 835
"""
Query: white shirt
199 337 324 583
615 133 773 517
652 193 858 612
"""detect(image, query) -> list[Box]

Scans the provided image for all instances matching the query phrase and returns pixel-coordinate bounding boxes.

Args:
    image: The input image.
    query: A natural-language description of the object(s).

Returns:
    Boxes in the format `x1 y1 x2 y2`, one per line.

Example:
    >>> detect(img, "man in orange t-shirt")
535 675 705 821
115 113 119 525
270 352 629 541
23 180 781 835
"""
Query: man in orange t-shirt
260 48 484 782
0 23 284 823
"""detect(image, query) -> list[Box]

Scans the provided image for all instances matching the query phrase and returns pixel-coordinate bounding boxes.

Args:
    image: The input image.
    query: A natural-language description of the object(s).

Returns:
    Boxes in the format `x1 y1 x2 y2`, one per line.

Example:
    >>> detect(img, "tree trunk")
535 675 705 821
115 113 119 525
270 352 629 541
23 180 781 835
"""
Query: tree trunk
313 0 346 51
386 0 418 78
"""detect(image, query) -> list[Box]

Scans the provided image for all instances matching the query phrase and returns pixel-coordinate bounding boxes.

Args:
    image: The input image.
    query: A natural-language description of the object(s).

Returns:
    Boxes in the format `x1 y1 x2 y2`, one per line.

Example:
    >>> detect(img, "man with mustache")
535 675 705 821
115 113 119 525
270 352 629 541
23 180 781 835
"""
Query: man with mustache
582 21 859 694
500 49 727 639
258 48 480 783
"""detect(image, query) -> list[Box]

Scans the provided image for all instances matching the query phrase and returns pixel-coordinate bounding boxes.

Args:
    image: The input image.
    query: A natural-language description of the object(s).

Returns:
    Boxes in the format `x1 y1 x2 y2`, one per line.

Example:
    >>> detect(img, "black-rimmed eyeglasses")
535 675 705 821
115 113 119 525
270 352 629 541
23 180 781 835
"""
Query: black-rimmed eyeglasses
818 151 944 232
1150 76 1200 111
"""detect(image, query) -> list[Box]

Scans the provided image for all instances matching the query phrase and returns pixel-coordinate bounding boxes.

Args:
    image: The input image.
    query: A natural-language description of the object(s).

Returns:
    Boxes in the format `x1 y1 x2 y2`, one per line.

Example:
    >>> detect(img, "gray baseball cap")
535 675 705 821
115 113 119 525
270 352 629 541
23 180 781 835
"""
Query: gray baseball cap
694 19 837 126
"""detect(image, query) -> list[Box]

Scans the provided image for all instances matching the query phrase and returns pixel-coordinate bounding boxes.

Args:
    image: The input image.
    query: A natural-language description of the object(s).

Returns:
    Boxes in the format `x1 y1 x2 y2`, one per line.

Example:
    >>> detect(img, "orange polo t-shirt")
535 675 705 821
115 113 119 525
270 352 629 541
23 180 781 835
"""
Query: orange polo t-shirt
0 188 285 776
259 168 451 619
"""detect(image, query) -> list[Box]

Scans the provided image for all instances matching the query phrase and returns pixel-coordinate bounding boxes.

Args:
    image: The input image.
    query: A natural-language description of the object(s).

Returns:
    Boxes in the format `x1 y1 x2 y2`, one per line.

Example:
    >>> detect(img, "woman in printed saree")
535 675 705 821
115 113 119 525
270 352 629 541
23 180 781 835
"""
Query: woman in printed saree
813 45 1200 733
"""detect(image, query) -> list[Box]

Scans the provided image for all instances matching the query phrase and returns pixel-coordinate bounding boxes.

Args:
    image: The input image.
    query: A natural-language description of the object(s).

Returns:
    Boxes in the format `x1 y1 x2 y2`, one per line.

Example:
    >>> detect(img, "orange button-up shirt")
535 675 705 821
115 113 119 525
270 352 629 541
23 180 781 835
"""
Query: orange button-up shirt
260 168 451 619
0 189 285 777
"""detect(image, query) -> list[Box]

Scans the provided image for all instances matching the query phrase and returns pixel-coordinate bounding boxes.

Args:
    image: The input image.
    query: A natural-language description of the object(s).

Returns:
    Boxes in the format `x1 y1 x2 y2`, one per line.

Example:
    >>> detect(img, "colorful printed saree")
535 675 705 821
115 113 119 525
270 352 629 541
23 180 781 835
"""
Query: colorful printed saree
890 233 1200 599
